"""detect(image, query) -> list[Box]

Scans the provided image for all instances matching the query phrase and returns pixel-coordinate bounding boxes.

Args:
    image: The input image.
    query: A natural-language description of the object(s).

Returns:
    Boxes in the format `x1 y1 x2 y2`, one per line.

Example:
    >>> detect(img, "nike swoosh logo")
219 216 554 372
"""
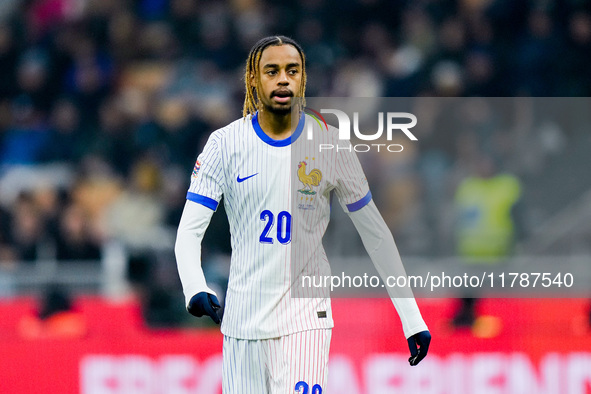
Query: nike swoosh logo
237 173 258 183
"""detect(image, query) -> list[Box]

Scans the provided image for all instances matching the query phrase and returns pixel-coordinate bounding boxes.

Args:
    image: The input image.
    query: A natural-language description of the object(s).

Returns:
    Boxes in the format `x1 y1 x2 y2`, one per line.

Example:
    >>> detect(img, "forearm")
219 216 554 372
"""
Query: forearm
348 200 428 338
175 200 217 307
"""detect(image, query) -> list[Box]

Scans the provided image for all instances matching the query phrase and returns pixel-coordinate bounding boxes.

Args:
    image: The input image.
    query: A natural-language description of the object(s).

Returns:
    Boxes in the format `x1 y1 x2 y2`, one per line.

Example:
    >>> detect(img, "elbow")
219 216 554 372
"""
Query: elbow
174 229 188 258
175 228 201 259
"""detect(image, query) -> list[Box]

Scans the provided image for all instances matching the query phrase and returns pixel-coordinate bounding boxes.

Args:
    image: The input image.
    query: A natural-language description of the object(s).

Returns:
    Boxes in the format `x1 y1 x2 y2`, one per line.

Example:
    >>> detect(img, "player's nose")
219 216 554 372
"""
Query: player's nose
278 70 289 84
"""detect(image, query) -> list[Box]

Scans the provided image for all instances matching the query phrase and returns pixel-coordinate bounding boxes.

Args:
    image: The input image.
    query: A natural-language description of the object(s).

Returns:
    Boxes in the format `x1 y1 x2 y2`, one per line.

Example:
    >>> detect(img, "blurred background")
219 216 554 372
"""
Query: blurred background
0 0 590 393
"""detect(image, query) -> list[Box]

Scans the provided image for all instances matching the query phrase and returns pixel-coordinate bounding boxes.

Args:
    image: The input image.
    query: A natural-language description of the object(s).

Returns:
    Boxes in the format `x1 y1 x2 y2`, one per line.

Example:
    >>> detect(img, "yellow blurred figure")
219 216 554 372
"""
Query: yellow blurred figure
452 155 523 329
455 170 522 262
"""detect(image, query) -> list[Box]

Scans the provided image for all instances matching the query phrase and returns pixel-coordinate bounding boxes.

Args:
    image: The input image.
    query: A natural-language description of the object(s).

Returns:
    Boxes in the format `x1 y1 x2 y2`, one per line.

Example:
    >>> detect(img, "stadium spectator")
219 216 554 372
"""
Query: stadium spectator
18 285 87 339
0 95 49 165
42 98 85 163
55 202 101 261
0 23 19 99
452 153 524 329
6 192 47 262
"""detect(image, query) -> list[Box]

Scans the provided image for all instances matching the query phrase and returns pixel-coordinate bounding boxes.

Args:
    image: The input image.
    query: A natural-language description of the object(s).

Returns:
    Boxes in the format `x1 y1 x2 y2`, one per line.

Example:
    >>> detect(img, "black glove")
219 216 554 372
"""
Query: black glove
407 330 431 366
187 292 221 324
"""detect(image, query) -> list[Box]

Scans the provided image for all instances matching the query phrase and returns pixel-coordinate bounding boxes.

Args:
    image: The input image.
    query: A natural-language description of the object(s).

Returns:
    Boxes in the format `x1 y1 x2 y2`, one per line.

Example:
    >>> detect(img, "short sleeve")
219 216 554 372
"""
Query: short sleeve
186 133 225 211
333 141 372 213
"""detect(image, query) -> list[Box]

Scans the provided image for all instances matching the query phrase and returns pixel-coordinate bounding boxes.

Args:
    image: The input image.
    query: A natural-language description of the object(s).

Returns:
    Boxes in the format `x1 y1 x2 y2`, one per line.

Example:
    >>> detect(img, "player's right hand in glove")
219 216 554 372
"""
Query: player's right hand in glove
407 330 431 366
187 292 221 324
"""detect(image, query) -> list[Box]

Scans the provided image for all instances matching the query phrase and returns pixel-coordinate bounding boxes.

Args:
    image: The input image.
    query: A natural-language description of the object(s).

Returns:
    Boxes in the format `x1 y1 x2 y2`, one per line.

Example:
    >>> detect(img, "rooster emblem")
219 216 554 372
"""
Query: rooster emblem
297 161 322 195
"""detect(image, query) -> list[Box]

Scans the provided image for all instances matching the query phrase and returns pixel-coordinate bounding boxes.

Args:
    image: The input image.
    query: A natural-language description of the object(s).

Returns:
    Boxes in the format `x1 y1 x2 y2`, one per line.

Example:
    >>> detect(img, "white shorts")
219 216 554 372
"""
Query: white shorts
222 328 332 394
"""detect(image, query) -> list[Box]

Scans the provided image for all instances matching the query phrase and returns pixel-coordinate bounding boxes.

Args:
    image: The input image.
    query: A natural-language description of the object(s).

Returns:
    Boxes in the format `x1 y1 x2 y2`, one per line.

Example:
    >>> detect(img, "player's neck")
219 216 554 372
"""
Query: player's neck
257 109 293 140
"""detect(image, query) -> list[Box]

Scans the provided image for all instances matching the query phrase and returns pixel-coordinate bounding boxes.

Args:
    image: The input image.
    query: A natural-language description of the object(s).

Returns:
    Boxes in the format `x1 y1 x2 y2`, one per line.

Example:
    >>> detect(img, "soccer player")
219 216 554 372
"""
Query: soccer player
175 35 431 393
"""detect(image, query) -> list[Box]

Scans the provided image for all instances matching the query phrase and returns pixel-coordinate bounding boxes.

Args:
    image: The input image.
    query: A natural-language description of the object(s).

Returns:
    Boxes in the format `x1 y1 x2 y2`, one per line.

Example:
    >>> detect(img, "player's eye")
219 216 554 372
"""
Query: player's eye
288 69 298 75
266 70 277 76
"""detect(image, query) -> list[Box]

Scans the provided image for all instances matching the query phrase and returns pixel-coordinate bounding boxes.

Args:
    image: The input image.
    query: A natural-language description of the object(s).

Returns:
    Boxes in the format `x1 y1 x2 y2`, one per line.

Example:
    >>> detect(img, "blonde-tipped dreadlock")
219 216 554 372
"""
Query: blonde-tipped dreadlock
242 36 307 118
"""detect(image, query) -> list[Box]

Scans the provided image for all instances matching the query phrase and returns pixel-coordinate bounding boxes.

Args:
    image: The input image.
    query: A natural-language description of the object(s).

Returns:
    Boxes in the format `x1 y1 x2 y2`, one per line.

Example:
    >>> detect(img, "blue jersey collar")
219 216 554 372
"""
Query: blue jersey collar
251 112 305 147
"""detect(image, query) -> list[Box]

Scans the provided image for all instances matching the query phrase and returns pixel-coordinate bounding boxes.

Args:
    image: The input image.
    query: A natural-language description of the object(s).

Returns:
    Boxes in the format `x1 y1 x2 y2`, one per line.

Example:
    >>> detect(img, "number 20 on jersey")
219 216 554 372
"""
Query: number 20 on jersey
259 210 291 244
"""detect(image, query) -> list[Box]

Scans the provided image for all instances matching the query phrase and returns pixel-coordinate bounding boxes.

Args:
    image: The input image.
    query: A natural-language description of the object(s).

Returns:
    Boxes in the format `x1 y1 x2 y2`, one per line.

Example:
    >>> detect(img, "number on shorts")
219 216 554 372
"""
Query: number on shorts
294 381 322 394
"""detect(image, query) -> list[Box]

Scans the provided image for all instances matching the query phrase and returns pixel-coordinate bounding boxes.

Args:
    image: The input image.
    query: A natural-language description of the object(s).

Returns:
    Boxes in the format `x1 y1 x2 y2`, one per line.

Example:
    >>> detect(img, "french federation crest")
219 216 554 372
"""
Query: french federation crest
297 159 322 195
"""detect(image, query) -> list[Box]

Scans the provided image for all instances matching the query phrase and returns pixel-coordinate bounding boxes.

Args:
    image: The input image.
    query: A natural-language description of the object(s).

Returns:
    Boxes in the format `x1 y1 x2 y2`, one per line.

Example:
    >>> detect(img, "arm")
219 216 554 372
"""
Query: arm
175 200 221 323
348 200 427 336
348 200 431 365
330 134 430 364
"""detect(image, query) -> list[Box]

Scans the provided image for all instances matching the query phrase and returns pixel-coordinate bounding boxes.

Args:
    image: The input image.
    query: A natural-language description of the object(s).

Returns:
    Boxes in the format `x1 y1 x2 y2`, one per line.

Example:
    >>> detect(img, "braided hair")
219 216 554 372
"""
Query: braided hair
242 35 307 118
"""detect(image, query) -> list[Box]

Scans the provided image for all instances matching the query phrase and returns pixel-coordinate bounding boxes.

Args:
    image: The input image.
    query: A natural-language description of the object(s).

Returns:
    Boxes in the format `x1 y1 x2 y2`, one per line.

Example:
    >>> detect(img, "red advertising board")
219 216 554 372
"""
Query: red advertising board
1 297 590 393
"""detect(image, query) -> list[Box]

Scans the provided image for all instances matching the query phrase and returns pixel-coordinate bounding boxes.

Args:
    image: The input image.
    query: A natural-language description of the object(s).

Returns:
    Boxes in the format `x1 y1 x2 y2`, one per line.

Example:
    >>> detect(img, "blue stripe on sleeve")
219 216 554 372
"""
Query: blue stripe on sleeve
346 190 372 212
187 192 219 211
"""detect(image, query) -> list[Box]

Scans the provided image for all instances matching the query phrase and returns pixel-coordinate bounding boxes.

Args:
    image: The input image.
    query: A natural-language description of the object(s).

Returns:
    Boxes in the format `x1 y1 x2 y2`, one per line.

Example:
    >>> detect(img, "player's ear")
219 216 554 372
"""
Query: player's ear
249 72 256 87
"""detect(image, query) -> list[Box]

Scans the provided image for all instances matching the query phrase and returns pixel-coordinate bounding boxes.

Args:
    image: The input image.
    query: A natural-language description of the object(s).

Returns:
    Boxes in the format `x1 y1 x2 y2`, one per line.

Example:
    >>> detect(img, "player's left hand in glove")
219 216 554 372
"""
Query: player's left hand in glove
187 292 221 324
407 330 431 366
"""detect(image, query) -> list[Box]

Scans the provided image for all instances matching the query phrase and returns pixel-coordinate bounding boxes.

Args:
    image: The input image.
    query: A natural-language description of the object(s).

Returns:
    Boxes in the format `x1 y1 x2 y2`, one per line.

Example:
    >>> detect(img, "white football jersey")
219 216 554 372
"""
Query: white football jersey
187 112 370 339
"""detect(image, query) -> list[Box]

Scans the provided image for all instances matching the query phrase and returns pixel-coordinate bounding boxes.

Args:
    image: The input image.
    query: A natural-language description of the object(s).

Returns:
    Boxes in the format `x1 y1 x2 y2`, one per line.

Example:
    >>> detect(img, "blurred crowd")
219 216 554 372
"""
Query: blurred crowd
1 0 590 272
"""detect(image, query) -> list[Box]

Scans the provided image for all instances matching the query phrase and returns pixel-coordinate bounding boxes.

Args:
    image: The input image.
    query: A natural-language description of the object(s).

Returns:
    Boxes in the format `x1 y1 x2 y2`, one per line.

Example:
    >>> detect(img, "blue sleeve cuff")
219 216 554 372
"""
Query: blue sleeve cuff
346 191 372 212
187 192 219 211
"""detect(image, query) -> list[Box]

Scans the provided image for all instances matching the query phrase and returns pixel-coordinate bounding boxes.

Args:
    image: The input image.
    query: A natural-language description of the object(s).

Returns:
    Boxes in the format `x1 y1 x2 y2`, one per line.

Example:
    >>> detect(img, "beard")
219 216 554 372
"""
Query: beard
261 99 292 116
